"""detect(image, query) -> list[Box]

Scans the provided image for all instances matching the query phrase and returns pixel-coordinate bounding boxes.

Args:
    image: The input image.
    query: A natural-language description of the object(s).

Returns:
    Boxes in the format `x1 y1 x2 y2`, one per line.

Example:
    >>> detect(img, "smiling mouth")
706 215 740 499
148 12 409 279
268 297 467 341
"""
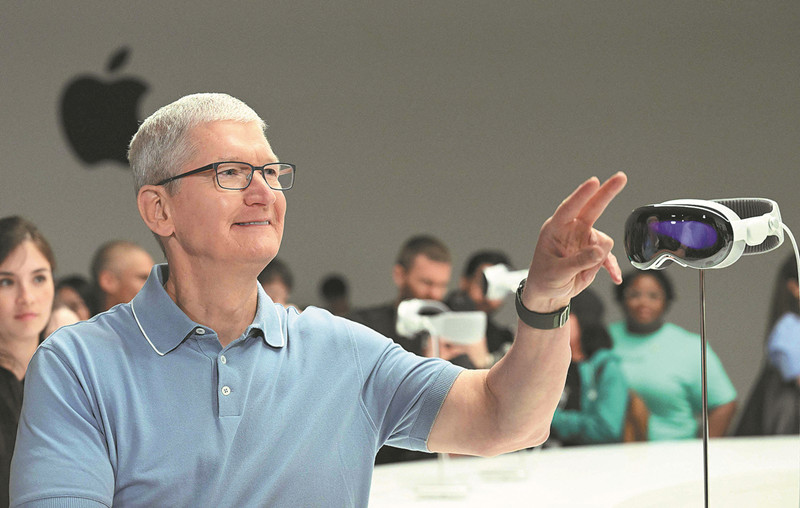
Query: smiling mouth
234 221 271 226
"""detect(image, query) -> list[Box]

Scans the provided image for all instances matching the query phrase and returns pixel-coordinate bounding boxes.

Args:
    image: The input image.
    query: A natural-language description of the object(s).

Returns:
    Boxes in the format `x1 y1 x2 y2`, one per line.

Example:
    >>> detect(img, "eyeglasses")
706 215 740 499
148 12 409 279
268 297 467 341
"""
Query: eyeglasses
156 161 296 191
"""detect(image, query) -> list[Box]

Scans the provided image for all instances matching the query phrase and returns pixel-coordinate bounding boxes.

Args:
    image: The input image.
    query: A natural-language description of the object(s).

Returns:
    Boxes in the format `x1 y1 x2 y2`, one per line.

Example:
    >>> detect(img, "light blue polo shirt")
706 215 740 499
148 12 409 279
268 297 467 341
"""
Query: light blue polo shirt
11 264 462 507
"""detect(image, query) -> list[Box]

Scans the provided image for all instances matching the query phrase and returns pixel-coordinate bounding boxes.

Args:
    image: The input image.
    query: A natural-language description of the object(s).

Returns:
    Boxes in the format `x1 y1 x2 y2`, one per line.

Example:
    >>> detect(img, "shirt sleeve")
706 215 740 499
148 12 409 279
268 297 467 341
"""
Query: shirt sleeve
768 314 800 382
347 320 463 452
10 345 114 507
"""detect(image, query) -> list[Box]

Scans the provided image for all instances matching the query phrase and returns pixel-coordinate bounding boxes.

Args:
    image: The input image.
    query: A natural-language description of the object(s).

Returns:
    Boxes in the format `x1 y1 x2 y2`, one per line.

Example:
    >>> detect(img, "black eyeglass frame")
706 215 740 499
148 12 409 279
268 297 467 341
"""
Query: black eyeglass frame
155 161 296 191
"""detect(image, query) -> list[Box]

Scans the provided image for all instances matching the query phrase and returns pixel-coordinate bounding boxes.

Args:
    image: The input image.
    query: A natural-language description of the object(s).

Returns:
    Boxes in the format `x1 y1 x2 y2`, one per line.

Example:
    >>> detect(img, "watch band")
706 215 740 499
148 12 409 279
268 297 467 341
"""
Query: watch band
515 278 570 330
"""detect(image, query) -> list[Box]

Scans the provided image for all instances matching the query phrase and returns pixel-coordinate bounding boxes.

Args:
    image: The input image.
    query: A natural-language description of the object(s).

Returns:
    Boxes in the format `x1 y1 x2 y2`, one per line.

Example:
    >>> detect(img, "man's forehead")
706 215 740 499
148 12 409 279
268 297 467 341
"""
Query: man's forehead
410 254 451 273
187 120 275 157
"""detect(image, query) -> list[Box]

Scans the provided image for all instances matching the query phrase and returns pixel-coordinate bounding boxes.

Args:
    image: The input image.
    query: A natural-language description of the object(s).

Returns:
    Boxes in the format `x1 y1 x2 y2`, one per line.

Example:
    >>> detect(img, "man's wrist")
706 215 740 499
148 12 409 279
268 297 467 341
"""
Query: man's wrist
515 279 570 330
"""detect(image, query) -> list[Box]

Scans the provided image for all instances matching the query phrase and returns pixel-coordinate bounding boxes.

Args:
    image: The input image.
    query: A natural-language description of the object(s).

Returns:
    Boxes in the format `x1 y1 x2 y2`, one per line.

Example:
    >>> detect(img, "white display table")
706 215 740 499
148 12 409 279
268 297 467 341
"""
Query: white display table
370 436 799 507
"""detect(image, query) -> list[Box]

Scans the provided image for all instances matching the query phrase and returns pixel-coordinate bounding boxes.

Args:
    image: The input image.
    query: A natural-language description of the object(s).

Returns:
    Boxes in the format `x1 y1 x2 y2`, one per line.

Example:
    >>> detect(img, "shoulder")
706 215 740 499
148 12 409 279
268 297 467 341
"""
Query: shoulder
658 322 699 342
768 312 800 349
36 304 136 367
588 349 622 373
608 321 626 337
773 312 800 336
288 305 394 350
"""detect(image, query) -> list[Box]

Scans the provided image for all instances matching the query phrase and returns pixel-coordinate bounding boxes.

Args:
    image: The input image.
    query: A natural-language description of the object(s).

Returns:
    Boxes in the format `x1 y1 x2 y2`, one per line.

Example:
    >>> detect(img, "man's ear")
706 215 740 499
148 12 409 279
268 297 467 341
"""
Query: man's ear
97 269 118 295
392 264 406 289
137 185 174 238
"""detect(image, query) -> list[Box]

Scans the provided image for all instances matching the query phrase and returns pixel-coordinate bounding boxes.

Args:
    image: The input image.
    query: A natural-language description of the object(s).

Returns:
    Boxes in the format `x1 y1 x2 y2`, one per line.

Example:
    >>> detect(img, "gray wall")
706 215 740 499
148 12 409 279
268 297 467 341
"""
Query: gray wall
2 2 799 427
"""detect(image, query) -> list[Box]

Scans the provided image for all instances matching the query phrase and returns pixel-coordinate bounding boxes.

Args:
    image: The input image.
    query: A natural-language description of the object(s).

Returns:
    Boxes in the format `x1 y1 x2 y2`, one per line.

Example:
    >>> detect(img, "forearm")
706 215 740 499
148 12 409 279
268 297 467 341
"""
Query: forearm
483 320 572 451
707 400 737 437
427 321 570 456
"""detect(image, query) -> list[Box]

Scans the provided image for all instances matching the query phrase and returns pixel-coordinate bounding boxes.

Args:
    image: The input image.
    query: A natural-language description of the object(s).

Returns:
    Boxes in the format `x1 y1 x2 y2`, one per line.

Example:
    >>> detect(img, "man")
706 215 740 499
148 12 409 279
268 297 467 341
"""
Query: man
90 240 154 314
349 234 453 359
446 250 516 366
11 93 627 507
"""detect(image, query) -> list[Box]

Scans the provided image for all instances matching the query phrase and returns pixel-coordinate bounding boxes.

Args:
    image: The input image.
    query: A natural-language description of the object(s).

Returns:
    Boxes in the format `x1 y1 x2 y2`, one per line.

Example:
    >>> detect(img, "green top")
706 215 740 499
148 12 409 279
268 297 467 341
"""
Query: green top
609 321 737 441
551 349 629 445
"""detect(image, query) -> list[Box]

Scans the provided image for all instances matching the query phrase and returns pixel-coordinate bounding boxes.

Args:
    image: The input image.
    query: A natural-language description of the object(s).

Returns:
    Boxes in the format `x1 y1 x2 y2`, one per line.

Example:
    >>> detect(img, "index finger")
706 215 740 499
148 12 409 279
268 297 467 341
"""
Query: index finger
550 176 602 227
576 171 627 226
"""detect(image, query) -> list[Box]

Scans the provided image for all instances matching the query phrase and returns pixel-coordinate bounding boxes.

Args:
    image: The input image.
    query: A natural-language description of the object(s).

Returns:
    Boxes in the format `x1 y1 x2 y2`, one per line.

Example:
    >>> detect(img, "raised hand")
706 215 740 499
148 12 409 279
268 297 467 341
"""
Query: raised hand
522 172 628 312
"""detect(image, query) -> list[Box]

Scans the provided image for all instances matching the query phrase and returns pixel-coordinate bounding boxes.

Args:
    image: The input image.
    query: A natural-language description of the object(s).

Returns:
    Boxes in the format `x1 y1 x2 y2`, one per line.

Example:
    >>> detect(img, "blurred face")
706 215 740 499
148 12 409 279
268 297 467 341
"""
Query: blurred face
112 249 154 304
0 241 54 342
164 120 286 269
463 263 506 314
395 254 451 301
261 279 289 306
623 274 667 326
55 286 91 321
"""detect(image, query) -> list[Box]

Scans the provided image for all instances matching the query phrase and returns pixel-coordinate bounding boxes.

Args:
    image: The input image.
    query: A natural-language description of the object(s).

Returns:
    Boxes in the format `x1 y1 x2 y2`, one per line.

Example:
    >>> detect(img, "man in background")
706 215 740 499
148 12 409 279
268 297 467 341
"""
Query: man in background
349 234 452 357
90 240 154 314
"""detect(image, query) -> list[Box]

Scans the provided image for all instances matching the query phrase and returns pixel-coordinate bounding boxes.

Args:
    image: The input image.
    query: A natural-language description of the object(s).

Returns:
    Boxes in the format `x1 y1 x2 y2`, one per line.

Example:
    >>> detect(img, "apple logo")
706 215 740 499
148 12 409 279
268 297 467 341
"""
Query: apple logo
60 47 148 166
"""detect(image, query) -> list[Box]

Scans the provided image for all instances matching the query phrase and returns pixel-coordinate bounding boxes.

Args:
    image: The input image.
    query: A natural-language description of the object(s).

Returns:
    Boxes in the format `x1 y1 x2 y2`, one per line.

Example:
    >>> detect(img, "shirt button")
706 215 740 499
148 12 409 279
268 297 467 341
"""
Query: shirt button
220 355 227 364
196 328 205 335
221 386 231 396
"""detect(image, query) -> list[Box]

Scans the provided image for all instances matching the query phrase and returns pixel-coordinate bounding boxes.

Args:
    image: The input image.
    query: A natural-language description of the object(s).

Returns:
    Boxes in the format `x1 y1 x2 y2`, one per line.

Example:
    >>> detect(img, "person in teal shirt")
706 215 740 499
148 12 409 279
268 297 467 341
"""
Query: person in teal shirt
610 271 737 441
551 289 629 445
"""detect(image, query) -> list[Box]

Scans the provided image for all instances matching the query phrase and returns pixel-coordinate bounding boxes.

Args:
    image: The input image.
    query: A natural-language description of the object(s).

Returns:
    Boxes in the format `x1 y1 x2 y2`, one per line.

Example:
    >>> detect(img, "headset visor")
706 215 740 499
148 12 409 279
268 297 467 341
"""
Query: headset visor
624 204 735 269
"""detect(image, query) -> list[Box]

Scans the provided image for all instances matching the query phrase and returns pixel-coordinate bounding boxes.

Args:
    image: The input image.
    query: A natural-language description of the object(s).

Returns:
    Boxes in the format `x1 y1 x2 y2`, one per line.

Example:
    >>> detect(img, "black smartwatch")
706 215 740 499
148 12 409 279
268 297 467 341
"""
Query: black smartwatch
515 278 570 330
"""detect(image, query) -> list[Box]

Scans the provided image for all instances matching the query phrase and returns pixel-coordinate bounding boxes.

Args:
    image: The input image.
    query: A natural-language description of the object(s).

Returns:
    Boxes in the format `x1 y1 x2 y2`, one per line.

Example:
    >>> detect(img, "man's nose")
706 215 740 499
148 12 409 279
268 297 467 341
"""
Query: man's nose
243 170 278 204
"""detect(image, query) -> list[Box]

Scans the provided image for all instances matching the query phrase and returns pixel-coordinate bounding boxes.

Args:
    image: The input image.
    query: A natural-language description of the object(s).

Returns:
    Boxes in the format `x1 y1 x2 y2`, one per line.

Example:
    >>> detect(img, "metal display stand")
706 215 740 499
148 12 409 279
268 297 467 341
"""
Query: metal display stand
699 270 710 508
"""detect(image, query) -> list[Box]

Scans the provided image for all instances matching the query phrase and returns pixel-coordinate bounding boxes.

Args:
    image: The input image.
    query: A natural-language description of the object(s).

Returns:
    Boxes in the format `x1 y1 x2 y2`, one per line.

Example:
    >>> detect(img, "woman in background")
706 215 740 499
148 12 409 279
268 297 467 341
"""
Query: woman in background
53 274 94 321
736 254 800 435
550 289 629 446
0 216 58 504
610 270 737 441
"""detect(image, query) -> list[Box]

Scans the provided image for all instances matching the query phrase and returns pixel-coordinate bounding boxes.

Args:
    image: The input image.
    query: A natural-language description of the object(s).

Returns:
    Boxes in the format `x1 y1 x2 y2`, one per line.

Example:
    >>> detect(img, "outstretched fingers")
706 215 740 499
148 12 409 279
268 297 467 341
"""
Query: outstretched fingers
576 172 628 226
550 177 601 227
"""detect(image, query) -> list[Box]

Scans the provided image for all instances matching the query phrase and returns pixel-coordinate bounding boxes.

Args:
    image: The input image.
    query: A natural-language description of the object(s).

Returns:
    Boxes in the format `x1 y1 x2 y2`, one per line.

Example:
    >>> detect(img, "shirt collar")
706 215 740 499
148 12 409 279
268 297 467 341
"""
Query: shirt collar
130 264 286 356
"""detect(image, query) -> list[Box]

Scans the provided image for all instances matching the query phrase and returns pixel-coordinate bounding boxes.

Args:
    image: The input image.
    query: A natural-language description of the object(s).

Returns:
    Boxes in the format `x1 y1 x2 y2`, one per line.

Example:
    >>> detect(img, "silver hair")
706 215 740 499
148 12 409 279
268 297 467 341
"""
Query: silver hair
128 93 267 193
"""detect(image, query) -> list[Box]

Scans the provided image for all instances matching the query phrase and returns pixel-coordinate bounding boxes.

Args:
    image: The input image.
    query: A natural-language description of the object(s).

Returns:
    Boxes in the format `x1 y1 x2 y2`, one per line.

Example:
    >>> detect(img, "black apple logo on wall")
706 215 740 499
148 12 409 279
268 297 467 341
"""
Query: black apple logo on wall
60 47 148 166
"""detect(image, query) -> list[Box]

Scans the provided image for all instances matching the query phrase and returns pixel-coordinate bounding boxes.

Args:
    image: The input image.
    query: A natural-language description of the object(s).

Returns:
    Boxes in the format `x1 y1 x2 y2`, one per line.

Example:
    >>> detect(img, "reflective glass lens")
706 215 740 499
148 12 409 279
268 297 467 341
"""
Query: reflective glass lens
624 205 734 269
215 162 295 190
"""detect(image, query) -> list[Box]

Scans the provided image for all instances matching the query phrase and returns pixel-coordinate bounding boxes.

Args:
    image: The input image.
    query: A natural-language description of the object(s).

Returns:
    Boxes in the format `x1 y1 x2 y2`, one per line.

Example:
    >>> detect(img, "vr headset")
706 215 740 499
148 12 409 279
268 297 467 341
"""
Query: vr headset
624 198 783 270
396 299 487 345
481 264 528 300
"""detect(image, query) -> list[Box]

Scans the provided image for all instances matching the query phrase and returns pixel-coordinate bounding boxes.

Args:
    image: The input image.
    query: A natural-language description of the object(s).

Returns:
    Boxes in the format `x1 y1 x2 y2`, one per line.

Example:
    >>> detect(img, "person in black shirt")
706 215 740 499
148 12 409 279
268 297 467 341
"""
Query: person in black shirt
0 216 57 506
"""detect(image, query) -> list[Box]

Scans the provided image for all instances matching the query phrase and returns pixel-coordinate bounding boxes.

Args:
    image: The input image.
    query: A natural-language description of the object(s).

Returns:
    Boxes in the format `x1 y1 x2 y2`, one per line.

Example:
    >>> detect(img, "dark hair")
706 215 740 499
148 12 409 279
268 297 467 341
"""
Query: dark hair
766 254 799 335
462 250 511 278
258 258 293 290
615 270 675 306
0 216 56 272
571 289 612 358
320 274 348 300
395 235 450 270
55 274 97 313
